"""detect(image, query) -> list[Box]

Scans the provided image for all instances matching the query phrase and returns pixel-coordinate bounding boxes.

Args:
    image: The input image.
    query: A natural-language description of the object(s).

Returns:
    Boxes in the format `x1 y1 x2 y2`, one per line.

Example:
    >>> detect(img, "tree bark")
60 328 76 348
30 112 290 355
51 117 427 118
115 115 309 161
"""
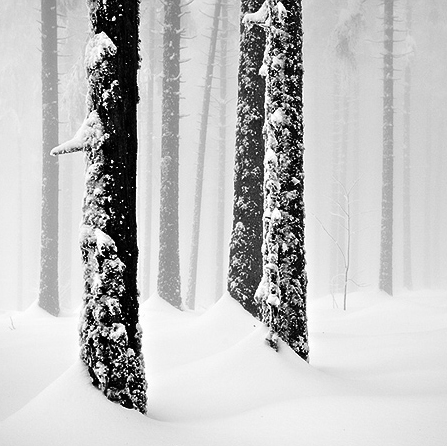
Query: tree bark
51 0 147 413
227 0 265 318
158 0 182 308
249 0 309 361
379 0 394 296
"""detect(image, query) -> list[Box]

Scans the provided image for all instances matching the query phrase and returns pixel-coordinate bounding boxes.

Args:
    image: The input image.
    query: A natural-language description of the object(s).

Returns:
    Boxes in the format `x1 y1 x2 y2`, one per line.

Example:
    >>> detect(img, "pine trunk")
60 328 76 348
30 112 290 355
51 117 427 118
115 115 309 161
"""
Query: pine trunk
39 0 60 316
158 0 182 308
75 0 146 413
215 0 229 302
253 0 309 361
402 1 412 290
379 0 394 296
227 0 265 318
186 0 222 309
142 6 156 301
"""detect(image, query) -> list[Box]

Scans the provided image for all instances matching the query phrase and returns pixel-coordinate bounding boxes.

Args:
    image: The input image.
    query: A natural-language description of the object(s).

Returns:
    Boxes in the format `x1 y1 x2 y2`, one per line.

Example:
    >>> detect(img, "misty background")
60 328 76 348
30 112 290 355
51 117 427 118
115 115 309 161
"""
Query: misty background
0 0 446 312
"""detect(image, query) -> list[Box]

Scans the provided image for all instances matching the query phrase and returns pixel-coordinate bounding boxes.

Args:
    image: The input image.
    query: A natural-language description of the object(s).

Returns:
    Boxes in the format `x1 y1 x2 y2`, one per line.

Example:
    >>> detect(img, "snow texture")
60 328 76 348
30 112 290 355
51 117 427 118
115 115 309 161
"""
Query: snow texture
51 111 104 156
1 290 446 445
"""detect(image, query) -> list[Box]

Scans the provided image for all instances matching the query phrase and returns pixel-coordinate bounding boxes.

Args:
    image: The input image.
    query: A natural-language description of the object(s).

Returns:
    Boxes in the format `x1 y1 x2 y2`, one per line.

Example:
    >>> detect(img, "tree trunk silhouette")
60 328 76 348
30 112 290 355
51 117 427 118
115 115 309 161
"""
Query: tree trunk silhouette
141 4 156 301
158 0 182 308
186 0 222 309
215 0 229 303
402 0 413 290
379 0 394 296
39 0 60 316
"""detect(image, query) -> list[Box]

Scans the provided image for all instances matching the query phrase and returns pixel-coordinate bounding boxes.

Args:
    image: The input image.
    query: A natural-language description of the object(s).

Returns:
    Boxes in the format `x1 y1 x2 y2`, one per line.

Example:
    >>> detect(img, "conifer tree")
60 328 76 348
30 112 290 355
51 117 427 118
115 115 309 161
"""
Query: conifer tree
158 0 182 308
402 0 414 290
379 0 394 295
245 0 309 360
52 0 147 413
39 0 60 316
187 0 223 309
227 0 265 318
215 0 229 302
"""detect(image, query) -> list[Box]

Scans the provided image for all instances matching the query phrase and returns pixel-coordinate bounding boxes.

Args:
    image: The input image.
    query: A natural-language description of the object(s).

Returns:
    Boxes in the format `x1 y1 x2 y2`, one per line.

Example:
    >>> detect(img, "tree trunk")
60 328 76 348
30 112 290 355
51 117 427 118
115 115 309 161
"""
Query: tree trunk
215 0 229 303
379 0 394 296
249 0 309 361
186 0 222 309
227 0 265 318
402 0 412 290
141 5 156 301
52 0 147 413
39 0 60 316
158 0 182 308
330 68 342 294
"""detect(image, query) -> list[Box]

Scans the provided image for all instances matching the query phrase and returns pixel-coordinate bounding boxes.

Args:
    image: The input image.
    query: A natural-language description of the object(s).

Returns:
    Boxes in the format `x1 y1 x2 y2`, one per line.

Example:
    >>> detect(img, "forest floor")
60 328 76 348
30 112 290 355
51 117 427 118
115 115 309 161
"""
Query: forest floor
0 289 446 445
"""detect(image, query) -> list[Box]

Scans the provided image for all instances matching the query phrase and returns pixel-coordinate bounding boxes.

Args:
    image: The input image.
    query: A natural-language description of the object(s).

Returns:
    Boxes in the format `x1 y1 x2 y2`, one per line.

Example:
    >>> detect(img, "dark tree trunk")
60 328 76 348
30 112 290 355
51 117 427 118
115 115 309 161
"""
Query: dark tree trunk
158 0 182 308
187 0 222 309
52 0 147 413
379 0 394 296
39 0 60 316
249 0 309 361
227 0 265 318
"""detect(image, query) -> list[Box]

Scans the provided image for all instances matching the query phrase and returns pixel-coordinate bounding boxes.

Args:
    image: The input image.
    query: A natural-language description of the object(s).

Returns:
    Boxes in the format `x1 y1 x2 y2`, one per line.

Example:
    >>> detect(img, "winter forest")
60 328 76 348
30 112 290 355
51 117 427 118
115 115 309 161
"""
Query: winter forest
1 0 446 444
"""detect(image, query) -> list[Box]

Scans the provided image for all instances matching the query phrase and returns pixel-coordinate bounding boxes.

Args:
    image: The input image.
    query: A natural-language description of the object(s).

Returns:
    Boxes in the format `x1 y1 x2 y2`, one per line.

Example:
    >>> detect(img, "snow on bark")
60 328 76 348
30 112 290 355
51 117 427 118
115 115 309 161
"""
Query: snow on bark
247 0 309 361
228 0 266 318
52 1 147 413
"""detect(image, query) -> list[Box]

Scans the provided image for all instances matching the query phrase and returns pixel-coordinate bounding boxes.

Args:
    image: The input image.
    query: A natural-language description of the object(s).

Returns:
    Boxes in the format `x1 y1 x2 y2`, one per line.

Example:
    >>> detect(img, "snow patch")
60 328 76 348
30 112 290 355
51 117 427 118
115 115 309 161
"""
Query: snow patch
85 31 117 69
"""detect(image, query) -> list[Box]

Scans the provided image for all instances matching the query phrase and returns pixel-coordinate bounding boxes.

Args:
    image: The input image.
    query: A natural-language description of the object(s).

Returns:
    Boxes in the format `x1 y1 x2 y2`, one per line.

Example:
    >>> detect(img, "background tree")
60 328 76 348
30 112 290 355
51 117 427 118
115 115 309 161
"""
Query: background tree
52 0 147 413
139 0 159 302
329 0 364 295
402 0 414 290
39 0 60 316
227 0 265 318
215 0 229 302
158 0 182 308
246 0 309 360
379 0 394 295
187 0 223 309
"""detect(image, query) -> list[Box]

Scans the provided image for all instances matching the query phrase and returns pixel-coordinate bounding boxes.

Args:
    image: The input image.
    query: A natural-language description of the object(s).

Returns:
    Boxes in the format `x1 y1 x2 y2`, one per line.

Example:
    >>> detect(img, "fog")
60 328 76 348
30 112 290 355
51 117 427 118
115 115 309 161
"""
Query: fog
0 0 446 313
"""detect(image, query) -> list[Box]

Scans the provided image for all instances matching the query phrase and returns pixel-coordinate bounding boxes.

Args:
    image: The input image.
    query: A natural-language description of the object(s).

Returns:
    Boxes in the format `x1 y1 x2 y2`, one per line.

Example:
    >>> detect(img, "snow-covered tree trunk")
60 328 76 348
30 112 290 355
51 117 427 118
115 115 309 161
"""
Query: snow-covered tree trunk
39 0 60 316
247 0 309 361
187 0 222 310
227 0 265 318
158 0 182 308
52 0 147 413
379 0 394 296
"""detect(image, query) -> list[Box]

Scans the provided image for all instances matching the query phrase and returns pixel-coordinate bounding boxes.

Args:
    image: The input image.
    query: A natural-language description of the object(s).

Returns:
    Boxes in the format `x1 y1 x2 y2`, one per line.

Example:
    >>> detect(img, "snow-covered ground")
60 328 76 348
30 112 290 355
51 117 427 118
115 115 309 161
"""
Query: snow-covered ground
0 289 446 445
